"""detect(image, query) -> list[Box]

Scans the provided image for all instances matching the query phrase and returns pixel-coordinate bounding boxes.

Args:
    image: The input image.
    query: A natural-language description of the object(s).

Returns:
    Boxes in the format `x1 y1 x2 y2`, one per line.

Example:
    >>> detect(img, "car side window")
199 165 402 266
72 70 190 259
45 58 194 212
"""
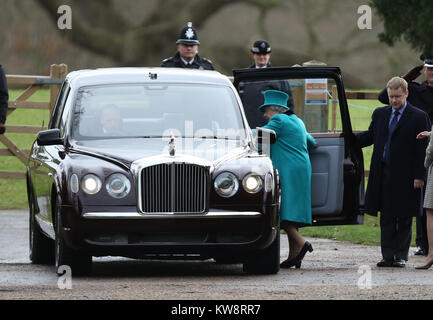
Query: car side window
58 89 72 137
238 77 339 133
49 82 70 129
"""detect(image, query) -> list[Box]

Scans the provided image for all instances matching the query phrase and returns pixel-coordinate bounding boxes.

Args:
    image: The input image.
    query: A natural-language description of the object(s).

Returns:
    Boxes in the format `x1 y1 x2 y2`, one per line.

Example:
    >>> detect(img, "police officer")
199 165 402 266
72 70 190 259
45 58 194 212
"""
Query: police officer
161 22 214 70
0 64 8 135
239 40 294 128
249 40 273 68
378 56 433 257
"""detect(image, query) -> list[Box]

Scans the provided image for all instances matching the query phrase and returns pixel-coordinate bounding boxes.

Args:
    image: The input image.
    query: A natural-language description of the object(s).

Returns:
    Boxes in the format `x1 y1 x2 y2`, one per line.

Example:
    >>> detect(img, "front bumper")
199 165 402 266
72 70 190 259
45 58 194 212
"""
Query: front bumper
60 206 279 258
82 211 262 219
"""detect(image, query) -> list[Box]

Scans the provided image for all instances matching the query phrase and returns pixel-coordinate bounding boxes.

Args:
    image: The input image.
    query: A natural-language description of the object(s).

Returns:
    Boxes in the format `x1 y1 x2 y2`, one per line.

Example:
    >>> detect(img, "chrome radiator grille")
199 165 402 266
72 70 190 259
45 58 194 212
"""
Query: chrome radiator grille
140 163 209 213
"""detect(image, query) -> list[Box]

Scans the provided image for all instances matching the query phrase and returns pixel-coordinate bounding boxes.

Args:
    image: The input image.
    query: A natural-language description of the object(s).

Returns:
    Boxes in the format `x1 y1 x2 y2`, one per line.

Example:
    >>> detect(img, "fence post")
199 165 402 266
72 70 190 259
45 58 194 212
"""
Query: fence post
49 64 68 115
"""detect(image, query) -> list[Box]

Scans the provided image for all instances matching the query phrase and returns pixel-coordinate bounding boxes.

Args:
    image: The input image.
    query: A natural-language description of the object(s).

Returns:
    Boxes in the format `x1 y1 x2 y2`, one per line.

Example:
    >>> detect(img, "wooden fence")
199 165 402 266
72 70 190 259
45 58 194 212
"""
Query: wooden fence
331 87 379 131
0 64 67 179
0 65 377 180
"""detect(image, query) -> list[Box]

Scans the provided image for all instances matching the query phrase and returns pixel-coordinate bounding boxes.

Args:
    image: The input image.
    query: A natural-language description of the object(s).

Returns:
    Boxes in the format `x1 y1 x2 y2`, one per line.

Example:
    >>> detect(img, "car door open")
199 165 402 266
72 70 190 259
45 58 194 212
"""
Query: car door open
233 67 365 226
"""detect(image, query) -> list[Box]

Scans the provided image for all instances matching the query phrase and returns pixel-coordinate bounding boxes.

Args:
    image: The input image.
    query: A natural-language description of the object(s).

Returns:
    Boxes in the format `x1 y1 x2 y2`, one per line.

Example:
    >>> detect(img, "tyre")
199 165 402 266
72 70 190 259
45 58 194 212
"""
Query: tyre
54 196 92 276
28 184 54 264
243 231 280 275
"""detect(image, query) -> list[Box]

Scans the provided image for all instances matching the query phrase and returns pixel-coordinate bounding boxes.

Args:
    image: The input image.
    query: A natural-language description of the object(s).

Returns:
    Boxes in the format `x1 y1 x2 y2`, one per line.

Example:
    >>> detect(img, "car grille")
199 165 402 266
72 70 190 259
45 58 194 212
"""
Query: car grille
140 163 209 213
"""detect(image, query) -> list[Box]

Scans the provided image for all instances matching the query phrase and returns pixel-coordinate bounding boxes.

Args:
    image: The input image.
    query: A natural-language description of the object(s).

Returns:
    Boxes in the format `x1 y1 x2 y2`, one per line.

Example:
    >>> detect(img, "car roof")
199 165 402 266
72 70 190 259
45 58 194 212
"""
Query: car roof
66 67 232 88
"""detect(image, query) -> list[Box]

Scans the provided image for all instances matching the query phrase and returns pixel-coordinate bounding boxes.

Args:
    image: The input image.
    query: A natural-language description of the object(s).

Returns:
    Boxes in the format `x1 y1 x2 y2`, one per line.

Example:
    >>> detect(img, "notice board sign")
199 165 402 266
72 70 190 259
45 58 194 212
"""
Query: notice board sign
305 79 328 105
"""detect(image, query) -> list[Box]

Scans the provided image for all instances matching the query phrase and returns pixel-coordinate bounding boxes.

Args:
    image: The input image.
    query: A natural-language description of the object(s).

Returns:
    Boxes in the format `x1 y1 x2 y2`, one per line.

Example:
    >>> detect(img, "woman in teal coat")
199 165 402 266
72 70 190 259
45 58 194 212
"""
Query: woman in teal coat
259 90 316 268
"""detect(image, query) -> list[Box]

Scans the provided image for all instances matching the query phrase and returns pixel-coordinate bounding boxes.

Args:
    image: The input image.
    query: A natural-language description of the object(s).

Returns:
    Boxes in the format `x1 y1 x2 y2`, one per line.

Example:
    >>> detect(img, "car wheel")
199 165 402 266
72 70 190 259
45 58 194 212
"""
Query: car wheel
243 230 280 275
28 187 54 264
54 197 92 276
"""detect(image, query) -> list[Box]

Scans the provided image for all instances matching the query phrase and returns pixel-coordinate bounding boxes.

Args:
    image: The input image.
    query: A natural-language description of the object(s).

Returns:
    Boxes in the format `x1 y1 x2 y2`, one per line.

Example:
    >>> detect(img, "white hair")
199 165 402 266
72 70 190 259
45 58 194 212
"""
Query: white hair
266 105 287 113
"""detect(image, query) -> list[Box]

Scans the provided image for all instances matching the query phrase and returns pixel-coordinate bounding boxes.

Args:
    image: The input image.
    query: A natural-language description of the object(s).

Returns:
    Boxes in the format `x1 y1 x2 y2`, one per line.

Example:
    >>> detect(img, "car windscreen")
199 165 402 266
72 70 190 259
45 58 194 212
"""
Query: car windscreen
71 83 246 140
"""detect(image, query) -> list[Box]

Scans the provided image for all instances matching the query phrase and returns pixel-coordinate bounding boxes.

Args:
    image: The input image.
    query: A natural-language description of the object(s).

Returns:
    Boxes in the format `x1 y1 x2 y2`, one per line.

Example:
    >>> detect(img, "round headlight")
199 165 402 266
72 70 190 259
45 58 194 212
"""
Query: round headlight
242 174 263 194
106 173 131 198
214 172 239 198
82 174 102 195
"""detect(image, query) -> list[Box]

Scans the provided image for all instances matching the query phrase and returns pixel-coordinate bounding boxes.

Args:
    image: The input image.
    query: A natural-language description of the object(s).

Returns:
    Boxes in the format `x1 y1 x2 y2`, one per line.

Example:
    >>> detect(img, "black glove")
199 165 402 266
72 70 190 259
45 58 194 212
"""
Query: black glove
402 65 423 82
0 123 5 134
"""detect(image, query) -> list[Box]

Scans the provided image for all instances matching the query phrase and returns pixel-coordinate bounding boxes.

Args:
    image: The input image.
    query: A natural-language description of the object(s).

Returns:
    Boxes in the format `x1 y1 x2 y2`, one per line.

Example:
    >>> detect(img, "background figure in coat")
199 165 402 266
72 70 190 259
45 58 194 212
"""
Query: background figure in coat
414 126 433 269
378 56 433 257
259 90 316 269
238 40 294 129
357 77 431 268
0 64 8 134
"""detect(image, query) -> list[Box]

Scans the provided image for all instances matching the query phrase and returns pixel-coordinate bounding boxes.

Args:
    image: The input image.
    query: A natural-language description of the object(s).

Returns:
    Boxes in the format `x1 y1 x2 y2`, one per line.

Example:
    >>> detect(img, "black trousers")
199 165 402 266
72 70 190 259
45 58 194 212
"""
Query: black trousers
380 214 413 261
380 164 413 261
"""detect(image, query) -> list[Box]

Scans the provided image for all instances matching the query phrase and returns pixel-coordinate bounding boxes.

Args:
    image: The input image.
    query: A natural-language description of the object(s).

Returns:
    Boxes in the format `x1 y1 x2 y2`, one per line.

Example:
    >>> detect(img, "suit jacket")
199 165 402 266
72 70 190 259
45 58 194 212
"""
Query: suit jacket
357 102 431 217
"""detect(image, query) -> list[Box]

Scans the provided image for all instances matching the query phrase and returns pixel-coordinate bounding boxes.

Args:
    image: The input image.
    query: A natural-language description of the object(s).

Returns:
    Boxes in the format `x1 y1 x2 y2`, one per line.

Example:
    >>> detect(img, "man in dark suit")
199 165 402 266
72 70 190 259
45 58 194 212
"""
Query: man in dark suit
0 64 8 134
378 57 433 256
357 76 431 267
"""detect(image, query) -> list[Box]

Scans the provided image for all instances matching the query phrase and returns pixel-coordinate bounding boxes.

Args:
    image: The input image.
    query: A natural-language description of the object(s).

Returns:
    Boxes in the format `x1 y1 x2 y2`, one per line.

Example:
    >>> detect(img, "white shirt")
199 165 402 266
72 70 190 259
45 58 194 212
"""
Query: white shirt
181 57 195 65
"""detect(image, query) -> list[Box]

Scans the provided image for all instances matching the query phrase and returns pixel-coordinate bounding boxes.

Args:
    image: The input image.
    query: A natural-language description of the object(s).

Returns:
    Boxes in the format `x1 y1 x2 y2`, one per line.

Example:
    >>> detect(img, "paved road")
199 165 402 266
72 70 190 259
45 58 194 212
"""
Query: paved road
1 210 433 300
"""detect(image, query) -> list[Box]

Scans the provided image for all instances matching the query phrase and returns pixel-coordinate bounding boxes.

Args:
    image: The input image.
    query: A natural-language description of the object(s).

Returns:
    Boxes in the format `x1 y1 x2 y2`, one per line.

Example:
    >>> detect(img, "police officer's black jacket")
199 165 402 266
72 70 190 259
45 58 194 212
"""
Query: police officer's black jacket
238 62 294 129
378 81 433 122
0 64 8 124
161 52 214 70
248 62 272 69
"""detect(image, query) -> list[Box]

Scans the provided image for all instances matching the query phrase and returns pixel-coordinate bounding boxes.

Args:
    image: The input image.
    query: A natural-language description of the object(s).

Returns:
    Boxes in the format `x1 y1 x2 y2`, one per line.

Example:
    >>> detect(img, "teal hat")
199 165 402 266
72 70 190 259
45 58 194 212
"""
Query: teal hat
258 90 289 112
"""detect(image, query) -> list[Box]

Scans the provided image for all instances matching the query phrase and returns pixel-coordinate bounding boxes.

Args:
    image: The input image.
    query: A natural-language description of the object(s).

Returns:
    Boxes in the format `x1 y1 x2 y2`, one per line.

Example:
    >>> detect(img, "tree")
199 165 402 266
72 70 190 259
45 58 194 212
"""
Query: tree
32 0 402 88
35 0 284 70
371 0 433 57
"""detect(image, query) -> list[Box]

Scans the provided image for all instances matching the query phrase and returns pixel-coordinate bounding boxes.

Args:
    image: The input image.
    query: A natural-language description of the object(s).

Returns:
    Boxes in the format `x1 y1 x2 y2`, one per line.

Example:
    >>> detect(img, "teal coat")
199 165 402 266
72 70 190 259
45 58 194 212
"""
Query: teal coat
263 113 316 225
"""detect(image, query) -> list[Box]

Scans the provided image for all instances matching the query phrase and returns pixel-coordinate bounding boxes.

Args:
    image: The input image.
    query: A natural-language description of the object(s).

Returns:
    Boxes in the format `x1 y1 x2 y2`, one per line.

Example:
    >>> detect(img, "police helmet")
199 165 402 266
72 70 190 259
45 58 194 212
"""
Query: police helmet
251 40 271 54
176 22 200 46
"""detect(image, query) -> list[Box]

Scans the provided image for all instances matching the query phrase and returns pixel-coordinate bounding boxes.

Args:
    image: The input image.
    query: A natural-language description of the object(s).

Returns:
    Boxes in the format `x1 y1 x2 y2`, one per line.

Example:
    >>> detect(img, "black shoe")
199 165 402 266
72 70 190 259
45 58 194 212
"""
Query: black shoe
392 259 406 268
280 258 296 268
280 259 302 269
415 247 427 256
280 241 313 269
377 259 394 267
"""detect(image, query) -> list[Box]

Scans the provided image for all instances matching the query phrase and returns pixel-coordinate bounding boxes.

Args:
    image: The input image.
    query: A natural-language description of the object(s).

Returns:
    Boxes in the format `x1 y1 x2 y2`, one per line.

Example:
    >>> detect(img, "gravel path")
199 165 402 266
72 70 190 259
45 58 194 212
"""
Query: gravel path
1 210 432 300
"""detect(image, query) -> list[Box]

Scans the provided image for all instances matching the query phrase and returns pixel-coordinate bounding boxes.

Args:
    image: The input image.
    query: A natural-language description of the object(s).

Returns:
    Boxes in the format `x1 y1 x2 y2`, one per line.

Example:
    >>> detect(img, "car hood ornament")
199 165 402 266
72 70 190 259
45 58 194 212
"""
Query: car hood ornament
168 132 176 157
